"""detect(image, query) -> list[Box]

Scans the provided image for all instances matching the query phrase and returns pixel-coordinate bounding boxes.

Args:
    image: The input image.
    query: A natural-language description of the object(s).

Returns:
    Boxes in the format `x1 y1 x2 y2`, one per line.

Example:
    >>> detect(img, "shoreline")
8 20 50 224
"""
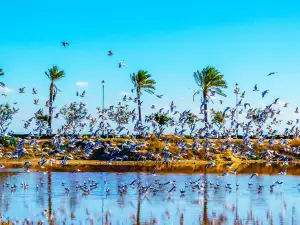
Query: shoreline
0 159 267 166
0 159 299 174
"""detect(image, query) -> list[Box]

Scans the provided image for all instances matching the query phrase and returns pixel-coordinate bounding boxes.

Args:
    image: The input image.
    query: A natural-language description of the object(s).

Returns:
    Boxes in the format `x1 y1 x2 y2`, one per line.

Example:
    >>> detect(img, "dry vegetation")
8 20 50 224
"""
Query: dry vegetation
1 134 299 166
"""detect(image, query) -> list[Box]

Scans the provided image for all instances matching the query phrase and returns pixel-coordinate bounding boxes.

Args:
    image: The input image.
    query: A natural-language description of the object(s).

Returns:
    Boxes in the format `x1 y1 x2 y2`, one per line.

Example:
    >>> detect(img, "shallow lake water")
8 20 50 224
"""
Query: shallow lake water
0 167 299 225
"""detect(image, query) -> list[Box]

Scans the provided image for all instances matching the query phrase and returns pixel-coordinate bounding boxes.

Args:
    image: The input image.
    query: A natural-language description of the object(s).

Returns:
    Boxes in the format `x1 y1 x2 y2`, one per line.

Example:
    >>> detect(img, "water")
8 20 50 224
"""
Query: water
0 168 299 225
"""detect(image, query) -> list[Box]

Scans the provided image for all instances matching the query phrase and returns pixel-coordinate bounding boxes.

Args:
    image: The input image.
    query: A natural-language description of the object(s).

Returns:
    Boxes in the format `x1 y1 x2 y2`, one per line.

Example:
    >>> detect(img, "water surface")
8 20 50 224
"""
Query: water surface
0 168 299 224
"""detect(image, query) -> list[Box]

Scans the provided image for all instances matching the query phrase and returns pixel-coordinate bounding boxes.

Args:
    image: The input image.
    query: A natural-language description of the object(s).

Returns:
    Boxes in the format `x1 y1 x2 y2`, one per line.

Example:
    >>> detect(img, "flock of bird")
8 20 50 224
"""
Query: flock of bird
2 169 299 198
0 61 300 173
61 41 126 68
0 42 299 175
0 170 297 224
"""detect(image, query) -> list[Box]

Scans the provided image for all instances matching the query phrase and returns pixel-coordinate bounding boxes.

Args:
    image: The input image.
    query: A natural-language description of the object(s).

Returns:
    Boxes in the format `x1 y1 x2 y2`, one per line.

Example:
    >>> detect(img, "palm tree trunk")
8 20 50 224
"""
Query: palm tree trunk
203 92 208 123
48 82 54 129
137 87 142 123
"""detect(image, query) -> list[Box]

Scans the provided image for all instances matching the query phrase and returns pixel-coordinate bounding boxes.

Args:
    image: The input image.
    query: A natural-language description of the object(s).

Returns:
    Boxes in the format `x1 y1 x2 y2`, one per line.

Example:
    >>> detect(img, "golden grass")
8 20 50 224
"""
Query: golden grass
1 136 297 163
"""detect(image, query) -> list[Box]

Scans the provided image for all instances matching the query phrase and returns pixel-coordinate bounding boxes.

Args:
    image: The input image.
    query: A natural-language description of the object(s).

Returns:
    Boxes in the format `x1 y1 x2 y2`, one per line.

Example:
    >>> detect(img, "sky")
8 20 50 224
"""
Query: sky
1 0 300 133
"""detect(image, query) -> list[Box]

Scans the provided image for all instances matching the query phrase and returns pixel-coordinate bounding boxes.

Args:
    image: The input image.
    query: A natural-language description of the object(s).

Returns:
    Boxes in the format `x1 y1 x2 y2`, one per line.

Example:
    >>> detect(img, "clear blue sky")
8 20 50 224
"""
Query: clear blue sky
1 0 300 132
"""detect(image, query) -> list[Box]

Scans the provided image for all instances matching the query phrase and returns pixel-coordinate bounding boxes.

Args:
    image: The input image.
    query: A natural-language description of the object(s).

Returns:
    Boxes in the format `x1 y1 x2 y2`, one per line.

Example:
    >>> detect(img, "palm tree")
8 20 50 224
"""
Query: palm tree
0 68 5 87
130 70 156 122
193 66 227 122
45 66 65 129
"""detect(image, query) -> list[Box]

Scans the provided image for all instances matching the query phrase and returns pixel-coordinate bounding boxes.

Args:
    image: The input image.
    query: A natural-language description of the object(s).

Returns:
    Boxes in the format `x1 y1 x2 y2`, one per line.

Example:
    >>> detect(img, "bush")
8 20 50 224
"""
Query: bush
0 136 17 148
154 113 170 126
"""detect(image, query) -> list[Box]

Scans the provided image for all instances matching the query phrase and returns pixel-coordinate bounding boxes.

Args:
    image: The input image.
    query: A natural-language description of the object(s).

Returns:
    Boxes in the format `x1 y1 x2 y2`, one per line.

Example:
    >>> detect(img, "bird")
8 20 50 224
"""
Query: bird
240 91 245 98
62 41 69 47
80 91 86 98
222 107 230 118
119 60 126 68
206 161 216 169
262 90 269 98
250 173 258 179
279 168 287 175
108 50 113 56
273 98 280 104
19 87 25 93
267 72 277 76
244 103 251 110
232 168 238 174
253 85 259 92
32 88 38 95
221 171 228 176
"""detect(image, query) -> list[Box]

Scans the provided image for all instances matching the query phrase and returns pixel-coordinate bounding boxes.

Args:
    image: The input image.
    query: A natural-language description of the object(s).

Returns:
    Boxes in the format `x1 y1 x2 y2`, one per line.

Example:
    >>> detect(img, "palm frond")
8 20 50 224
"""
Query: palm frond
45 66 65 82
0 68 4 76
144 89 155 94
193 71 202 88
130 70 156 96
193 66 227 97
214 88 227 97
130 73 137 88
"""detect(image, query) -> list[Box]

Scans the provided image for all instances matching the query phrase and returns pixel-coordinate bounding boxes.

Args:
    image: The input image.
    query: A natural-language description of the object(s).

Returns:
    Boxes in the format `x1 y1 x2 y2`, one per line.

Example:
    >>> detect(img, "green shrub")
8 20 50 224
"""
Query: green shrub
0 136 17 148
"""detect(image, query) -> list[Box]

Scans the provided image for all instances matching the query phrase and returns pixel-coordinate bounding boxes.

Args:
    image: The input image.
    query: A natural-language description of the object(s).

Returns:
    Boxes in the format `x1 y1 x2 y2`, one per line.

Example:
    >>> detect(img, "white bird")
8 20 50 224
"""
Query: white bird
119 60 126 68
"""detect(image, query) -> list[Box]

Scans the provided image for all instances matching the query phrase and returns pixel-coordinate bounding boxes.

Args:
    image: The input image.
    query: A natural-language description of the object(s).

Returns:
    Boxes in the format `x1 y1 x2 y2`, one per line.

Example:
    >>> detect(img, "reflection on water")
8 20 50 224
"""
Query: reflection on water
4 161 300 174
0 167 299 224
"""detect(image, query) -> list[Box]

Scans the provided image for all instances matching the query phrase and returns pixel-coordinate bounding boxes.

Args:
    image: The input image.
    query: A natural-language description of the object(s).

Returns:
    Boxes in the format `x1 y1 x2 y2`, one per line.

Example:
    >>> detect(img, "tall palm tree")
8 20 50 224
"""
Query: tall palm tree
130 70 156 122
0 68 5 87
45 66 65 129
193 66 227 122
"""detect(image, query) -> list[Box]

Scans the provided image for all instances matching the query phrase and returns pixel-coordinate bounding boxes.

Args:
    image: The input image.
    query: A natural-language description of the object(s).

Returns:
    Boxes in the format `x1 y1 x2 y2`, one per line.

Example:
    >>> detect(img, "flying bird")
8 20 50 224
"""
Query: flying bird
119 60 126 68
222 107 230 118
32 88 38 95
267 72 277 76
253 85 259 92
250 173 258 179
273 98 279 104
108 50 113 56
244 103 251 110
240 91 245 98
80 91 86 98
19 87 25 93
62 41 69 47
262 90 269 98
